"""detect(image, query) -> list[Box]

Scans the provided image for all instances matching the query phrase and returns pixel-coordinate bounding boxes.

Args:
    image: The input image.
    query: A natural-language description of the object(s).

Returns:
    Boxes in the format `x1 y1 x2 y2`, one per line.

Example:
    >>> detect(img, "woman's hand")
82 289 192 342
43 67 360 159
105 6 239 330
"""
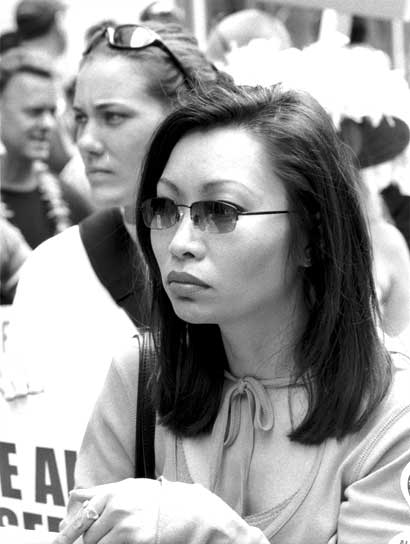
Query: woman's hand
53 478 161 544
54 477 269 544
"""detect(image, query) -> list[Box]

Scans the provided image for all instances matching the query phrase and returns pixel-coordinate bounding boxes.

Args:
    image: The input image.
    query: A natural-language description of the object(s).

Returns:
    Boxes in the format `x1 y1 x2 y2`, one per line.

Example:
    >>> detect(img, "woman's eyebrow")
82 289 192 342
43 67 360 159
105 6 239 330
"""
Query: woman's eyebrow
200 180 254 197
157 177 180 193
94 101 130 111
158 177 255 197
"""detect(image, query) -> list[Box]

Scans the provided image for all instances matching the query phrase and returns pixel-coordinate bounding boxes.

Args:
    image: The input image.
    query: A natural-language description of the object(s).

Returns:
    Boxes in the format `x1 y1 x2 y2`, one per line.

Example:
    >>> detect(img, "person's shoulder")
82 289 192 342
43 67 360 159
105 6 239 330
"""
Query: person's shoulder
364 351 410 436
16 225 83 285
385 351 410 411
109 333 146 393
25 224 81 262
340 352 410 476
373 220 410 259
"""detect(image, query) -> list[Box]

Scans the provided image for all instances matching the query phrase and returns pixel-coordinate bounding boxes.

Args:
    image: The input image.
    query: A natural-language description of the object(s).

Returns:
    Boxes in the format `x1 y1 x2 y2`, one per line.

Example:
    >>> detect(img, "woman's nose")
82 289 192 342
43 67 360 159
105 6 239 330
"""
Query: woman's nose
168 209 206 260
76 121 104 156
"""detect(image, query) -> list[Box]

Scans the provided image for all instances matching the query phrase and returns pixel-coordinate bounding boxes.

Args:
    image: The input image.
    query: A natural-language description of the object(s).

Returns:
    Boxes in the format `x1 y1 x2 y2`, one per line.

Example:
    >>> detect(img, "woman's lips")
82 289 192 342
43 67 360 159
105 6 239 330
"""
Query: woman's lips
167 271 210 296
85 168 114 184
85 167 112 176
167 271 209 287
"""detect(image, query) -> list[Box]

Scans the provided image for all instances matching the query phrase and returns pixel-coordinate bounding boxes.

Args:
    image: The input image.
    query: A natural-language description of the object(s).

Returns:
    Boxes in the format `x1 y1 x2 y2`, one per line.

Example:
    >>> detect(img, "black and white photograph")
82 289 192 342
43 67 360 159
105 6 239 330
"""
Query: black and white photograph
1 1 410 542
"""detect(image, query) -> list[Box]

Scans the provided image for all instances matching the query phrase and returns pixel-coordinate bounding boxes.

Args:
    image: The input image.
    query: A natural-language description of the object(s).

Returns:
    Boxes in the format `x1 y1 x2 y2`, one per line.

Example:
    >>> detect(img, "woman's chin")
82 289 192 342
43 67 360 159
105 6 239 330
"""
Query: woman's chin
171 300 215 325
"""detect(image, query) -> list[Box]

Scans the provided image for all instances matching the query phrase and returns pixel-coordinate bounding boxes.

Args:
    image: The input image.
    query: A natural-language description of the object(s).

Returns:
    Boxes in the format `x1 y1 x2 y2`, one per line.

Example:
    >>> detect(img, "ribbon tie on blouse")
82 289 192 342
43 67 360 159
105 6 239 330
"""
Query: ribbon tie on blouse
209 371 279 515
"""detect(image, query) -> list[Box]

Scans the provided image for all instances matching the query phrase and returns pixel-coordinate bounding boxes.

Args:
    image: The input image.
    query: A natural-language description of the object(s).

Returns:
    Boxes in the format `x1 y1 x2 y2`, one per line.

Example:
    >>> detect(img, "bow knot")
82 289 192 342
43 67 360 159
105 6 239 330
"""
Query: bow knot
223 375 275 448
236 379 247 395
209 372 279 514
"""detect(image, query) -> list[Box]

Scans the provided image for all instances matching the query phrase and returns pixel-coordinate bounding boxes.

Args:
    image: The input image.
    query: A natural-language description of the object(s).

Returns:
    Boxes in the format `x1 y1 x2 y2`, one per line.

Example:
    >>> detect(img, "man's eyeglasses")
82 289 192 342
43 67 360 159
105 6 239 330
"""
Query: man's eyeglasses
141 197 292 234
83 24 191 85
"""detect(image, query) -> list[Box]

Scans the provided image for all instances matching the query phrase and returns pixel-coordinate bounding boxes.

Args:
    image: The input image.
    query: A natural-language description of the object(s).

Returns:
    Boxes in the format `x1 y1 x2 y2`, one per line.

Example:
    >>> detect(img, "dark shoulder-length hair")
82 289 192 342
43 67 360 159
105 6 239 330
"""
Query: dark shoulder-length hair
135 82 392 445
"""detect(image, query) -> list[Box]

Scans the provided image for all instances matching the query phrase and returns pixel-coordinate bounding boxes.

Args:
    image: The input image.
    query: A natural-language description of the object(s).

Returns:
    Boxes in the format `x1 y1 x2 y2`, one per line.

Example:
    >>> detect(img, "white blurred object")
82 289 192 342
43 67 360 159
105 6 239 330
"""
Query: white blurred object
224 38 410 132
271 0 410 20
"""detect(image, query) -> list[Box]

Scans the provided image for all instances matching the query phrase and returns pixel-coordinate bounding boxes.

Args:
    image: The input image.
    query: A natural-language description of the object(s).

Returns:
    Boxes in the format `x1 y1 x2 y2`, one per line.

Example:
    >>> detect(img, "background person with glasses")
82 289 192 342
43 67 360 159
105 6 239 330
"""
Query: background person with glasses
2 20 226 525
57 85 410 543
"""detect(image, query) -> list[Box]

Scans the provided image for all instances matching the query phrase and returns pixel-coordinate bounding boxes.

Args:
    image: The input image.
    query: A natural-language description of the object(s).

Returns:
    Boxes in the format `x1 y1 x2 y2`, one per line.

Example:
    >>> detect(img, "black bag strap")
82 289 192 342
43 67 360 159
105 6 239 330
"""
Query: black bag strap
79 211 155 475
79 208 146 327
135 333 156 478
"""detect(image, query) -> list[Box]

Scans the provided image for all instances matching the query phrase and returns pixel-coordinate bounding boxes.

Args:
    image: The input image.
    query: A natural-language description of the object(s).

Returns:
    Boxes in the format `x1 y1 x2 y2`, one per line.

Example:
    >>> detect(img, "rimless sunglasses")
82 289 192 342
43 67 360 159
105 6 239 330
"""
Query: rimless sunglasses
141 197 293 234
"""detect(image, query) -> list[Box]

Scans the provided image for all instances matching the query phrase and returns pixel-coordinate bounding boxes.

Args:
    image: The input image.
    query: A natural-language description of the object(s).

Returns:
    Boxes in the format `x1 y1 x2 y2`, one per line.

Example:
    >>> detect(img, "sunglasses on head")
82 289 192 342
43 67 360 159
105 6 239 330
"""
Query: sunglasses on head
83 24 191 85
141 197 292 234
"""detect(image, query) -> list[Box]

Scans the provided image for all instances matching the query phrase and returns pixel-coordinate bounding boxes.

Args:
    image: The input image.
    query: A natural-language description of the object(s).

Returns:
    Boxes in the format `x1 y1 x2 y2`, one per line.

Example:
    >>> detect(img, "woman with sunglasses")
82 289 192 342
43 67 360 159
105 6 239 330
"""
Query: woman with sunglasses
6 24 222 394
56 85 410 543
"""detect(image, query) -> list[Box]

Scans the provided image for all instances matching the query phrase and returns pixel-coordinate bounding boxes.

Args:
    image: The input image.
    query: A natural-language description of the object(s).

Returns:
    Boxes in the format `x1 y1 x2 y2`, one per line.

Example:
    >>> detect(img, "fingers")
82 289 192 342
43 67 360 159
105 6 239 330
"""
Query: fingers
57 485 109 536
59 496 83 532
59 488 95 532
69 483 115 501
53 499 103 544
69 488 96 502
57 479 163 544
83 500 100 522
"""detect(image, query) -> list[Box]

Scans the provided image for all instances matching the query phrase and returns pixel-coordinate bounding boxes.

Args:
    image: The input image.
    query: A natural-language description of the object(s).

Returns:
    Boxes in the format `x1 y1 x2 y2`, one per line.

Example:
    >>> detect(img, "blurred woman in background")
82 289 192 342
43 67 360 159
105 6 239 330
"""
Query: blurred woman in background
5 21 224 435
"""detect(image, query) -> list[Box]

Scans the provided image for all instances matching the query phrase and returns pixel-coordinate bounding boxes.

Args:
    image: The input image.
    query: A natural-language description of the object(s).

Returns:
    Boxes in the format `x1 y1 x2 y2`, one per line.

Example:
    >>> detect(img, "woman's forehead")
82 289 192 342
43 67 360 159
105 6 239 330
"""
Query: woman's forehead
75 55 154 101
160 127 287 204
80 53 147 79
163 127 268 175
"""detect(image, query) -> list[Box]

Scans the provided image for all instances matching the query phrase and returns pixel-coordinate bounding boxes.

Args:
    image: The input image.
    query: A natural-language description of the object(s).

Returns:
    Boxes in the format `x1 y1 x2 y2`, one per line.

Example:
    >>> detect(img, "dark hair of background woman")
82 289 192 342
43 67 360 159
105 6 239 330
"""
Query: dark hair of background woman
135 83 392 445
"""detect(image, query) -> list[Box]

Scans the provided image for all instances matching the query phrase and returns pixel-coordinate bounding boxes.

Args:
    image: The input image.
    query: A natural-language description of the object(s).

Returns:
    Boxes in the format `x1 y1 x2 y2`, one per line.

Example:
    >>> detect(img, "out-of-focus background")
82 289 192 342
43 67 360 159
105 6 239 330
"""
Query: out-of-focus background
2 0 410 81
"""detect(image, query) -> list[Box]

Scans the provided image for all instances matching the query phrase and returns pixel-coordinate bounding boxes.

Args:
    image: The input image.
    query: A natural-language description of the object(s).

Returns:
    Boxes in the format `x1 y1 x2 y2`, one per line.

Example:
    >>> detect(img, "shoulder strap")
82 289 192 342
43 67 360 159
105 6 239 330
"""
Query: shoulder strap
135 333 156 478
79 208 147 327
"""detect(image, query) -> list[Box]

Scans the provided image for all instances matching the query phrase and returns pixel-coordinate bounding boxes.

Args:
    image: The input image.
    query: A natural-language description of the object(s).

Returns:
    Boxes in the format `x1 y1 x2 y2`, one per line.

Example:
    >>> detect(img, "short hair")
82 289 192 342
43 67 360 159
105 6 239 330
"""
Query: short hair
0 47 54 94
15 0 65 40
135 83 392 444
0 30 21 54
80 22 229 106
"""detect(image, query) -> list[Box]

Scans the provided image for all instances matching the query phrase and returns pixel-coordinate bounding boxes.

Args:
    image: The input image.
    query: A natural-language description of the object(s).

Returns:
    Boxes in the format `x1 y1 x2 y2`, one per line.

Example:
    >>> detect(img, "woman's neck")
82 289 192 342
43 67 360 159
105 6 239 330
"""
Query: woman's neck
120 207 137 243
220 292 307 380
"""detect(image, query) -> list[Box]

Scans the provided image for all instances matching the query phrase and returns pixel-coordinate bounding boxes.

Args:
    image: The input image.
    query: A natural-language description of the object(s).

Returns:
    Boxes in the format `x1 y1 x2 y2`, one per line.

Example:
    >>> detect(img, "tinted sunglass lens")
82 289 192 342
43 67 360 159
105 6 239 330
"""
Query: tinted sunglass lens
113 25 153 48
193 202 237 233
142 198 177 229
143 199 238 232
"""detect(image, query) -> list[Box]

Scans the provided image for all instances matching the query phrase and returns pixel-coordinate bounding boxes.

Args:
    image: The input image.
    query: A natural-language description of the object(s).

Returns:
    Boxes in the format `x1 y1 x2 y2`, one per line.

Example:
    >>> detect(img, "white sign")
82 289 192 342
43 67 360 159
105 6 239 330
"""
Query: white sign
0 305 110 537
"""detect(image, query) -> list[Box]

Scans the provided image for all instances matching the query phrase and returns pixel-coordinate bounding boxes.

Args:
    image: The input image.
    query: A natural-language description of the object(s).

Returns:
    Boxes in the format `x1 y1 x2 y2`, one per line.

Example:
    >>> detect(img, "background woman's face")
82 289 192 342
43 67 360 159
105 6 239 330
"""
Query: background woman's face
74 55 169 209
151 126 303 327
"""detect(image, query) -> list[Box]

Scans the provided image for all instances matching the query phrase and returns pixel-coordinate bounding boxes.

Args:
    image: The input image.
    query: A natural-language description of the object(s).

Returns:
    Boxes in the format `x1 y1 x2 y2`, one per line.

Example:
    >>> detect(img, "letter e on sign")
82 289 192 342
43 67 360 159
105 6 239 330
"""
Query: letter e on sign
0 442 22 499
